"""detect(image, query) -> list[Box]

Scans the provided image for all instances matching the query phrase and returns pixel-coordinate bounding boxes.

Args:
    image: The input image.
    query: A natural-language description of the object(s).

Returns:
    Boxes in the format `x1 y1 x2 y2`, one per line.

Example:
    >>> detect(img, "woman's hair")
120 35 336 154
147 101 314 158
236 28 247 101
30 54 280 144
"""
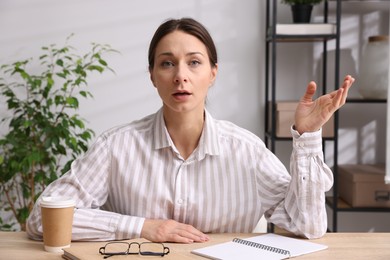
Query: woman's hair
148 18 218 70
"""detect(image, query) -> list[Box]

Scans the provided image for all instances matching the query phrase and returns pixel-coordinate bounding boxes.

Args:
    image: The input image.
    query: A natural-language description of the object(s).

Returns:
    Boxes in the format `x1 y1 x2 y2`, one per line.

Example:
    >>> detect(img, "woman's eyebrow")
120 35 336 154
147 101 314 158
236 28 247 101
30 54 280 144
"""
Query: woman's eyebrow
157 52 174 57
157 51 204 57
187 51 204 56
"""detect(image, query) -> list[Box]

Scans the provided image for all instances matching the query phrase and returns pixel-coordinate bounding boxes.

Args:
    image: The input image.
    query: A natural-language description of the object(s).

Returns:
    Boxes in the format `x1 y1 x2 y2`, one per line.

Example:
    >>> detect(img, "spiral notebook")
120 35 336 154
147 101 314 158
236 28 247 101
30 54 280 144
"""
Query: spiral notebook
191 233 327 260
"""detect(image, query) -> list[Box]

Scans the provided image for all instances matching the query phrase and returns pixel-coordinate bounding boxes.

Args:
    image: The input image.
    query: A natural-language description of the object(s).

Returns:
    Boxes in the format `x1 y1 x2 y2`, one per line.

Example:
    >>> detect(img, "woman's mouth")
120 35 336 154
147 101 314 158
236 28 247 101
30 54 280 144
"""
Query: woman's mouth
173 91 192 101
174 92 191 96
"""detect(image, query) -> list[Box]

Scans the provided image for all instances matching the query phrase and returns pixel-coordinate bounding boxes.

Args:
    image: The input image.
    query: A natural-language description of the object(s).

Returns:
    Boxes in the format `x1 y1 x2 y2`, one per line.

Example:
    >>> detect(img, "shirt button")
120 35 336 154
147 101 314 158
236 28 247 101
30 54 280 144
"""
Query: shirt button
297 142 304 148
177 199 184 204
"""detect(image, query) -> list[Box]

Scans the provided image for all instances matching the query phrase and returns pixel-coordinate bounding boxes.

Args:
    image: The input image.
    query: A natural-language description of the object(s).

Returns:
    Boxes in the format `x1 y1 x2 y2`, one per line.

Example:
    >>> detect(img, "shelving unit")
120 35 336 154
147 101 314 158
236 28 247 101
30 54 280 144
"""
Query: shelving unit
327 0 390 232
329 98 390 231
265 0 389 233
265 0 341 149
264 0 341 232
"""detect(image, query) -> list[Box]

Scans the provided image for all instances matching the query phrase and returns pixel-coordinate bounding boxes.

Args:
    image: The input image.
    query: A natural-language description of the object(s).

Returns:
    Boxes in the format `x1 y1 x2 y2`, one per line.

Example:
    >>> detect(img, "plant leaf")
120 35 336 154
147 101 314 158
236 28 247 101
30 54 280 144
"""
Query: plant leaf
87 65 104 73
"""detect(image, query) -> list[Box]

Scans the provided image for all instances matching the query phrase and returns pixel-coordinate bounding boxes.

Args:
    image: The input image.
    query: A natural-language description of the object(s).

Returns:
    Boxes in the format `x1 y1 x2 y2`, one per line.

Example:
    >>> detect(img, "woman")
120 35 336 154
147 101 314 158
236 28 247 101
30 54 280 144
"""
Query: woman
27 18 354 243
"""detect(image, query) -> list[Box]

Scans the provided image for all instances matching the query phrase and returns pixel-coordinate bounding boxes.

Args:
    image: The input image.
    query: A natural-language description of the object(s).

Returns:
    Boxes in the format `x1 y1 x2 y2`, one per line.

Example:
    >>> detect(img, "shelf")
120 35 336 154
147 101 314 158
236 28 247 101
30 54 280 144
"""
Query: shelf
268 35 338 42
326 197 390 213
267 24 337 42
347 98 387 103
275 24 336 35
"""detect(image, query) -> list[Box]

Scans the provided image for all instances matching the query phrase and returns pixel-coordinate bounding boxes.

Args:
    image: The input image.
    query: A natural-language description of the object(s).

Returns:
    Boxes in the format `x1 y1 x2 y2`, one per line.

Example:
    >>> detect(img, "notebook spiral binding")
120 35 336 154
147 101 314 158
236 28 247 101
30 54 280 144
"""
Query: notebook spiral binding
232 238 291 257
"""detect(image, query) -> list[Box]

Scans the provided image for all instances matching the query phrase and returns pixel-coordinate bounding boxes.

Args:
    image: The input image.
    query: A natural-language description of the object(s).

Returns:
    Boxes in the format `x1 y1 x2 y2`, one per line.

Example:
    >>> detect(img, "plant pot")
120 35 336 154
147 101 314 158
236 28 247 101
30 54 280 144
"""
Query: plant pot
291 4 313 23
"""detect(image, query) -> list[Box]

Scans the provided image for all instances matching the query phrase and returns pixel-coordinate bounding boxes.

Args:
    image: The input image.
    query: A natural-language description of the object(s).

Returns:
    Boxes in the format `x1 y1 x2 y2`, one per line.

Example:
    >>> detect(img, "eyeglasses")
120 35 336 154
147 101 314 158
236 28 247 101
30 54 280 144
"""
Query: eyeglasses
99 241 170 258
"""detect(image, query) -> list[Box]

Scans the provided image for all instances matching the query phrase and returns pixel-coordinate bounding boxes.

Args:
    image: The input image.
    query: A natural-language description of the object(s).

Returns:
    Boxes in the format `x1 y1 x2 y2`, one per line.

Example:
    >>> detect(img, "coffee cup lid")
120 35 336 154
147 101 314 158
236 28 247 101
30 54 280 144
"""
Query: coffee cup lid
40 196 75 208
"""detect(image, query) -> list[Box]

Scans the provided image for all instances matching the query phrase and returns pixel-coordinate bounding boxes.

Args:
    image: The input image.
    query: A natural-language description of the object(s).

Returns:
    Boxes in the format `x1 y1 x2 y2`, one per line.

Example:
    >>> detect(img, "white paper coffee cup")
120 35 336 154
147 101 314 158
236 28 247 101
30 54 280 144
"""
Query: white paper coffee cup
40 196 75 253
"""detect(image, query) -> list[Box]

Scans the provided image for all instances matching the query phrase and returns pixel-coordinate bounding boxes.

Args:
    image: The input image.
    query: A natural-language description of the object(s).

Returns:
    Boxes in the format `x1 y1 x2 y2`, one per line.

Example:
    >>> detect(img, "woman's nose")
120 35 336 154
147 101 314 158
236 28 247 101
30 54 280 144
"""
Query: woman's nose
174 63 188 84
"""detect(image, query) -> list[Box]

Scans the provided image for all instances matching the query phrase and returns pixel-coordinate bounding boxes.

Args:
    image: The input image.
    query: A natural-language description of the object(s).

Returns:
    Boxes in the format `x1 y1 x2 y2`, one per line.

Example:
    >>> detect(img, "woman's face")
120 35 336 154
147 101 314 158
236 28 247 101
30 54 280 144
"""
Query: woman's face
150 30 217 115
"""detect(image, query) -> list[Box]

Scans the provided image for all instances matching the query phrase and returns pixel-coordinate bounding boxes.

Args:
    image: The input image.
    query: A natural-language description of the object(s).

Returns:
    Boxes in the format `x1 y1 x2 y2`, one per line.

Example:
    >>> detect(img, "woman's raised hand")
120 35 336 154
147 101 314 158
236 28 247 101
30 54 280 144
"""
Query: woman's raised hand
294 75 355 135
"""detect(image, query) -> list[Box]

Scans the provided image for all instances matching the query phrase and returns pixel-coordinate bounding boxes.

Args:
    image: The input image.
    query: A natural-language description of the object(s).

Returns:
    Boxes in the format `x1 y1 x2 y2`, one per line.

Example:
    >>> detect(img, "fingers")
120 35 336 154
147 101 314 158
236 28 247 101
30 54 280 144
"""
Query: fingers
333 75 355 109
302 75 354 105
331 88 344 111
301 81 317 103
341 75 355 99
168 224 209 243
141 219 209 244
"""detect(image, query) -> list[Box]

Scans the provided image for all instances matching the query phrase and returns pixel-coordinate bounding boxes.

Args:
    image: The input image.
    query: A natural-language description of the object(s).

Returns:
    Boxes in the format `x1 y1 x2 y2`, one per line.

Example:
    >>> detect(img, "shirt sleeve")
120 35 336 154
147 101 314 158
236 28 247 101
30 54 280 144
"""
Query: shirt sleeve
26 135 145 241
260 127 333 239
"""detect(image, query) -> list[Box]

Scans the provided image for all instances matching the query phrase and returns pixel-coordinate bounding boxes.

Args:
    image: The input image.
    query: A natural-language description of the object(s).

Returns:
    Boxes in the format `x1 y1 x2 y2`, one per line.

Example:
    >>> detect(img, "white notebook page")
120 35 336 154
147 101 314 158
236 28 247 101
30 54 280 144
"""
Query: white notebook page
191 233 328 260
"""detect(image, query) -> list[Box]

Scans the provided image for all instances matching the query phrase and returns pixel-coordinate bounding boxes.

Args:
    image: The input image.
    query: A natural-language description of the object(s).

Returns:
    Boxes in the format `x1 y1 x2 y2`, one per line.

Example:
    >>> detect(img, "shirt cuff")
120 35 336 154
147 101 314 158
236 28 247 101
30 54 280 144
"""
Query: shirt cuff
290 126 323 156
116 215 145 240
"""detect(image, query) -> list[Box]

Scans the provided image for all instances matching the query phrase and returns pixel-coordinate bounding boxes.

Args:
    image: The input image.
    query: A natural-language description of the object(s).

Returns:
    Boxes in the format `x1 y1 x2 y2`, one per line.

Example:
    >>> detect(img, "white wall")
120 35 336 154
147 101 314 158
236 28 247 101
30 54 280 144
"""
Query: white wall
0 0 264 138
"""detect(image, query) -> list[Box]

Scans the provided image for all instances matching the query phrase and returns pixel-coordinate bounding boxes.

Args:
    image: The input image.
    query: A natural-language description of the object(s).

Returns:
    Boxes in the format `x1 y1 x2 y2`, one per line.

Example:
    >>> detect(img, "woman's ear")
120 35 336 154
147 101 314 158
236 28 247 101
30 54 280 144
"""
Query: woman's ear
149 69 156 88
210 63 218 86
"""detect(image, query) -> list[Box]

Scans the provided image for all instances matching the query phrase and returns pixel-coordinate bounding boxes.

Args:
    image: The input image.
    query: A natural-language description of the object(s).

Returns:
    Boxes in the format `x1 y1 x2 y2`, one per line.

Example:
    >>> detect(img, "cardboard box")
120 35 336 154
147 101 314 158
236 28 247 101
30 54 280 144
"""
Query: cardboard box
338 164 390 208
269 101 334 138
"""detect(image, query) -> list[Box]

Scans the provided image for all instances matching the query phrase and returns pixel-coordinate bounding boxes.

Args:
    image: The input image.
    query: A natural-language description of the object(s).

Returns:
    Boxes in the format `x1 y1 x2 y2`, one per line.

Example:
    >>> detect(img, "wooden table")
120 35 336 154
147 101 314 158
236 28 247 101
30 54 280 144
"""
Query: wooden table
1 232 390 259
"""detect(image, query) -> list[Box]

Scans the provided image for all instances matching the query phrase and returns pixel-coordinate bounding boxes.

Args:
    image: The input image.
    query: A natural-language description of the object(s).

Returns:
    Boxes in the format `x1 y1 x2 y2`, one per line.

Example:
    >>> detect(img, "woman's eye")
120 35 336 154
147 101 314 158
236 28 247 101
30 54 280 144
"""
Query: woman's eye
189 60 201 67
161 61 174 67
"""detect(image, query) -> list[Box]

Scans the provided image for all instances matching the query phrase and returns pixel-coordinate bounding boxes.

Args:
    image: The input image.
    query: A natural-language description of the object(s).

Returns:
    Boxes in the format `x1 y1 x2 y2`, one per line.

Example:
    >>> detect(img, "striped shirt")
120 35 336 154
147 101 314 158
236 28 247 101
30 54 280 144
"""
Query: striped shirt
26 108 333 241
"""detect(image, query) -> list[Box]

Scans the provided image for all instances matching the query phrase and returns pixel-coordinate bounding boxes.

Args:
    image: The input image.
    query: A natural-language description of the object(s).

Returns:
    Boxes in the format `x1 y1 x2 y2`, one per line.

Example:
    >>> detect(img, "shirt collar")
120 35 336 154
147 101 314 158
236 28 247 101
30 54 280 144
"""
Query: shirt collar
152 108 220 159
153 108 171 150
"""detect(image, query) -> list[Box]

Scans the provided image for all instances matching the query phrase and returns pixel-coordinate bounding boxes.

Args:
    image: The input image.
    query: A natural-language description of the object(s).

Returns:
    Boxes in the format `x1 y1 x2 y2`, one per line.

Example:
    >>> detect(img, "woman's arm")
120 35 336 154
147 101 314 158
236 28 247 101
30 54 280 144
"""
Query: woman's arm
26 136 144 241
261 75 354 239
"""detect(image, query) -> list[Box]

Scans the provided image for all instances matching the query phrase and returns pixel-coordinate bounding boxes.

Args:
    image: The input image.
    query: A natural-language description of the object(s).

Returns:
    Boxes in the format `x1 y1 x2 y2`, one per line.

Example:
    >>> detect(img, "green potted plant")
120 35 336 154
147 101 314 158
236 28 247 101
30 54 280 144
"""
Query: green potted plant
282 0 323 23
0 36 116 231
